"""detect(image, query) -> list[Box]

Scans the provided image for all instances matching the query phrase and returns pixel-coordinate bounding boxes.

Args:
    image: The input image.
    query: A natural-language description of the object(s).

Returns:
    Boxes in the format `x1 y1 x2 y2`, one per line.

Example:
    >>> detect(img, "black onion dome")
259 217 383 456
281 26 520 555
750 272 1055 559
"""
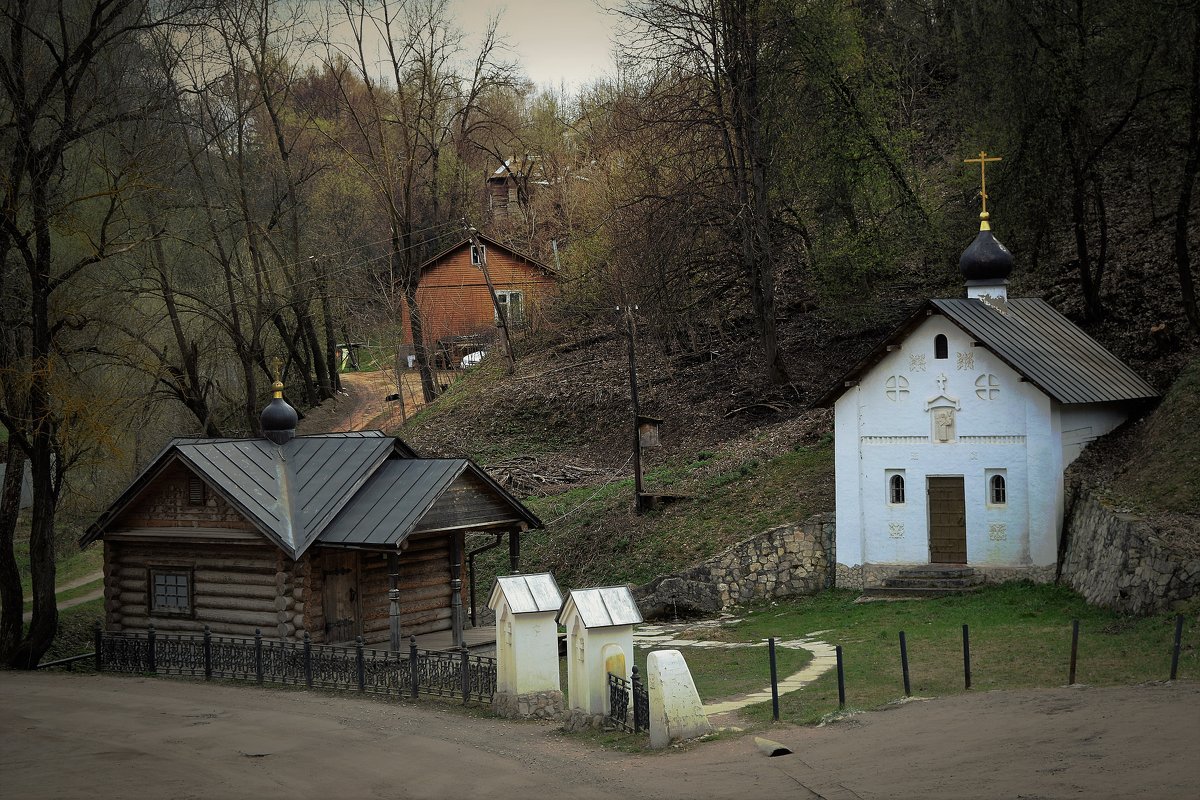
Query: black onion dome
959 225 1014 283
260 388 298 444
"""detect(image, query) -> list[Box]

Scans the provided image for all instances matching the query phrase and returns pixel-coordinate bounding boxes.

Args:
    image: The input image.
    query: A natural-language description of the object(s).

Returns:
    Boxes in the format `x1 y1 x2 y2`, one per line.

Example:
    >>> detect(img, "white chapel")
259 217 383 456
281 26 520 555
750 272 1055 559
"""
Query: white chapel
820 162 1157 586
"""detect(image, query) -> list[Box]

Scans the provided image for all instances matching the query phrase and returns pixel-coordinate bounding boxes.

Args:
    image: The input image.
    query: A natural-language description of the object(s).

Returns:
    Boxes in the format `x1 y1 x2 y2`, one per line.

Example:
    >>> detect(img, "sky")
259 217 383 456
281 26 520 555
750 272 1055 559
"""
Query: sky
448 0 618 90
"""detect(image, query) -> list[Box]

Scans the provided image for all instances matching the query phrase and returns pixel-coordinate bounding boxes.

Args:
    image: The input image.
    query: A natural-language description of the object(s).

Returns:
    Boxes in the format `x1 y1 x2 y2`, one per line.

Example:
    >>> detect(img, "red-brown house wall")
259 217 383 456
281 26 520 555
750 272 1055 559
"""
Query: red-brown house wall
401 245 557 350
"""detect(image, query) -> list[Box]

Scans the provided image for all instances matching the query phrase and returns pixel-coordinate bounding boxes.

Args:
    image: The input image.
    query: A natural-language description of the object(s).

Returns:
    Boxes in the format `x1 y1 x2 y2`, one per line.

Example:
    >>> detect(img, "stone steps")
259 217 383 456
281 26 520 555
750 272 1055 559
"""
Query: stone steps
861 585 980 599
861 565 981 599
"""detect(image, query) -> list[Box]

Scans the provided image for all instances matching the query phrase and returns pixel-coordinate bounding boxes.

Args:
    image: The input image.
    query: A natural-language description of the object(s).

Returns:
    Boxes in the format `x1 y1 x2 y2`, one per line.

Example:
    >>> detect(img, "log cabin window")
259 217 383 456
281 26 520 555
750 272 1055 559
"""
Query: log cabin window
495 290 524 326
150 569 193 616
470 243 486 266
187 475 206 505
934 334 948 360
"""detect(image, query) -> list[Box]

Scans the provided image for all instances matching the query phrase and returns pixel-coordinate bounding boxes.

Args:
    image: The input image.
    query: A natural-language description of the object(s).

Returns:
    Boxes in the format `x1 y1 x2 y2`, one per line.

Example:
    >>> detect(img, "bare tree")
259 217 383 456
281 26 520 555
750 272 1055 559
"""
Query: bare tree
617 0 791 385
0 0 195 667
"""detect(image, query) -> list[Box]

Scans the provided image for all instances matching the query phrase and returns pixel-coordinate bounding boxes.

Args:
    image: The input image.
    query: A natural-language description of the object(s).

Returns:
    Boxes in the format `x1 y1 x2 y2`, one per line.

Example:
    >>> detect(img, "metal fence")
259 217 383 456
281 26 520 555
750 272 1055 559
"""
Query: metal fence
92 624 496 704
606 666 649 733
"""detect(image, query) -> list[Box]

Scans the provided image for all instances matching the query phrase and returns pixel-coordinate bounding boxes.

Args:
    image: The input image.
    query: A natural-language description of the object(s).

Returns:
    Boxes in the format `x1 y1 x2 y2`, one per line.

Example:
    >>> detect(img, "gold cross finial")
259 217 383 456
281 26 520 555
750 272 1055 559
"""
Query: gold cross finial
271 357 284 398
965 150 1002 230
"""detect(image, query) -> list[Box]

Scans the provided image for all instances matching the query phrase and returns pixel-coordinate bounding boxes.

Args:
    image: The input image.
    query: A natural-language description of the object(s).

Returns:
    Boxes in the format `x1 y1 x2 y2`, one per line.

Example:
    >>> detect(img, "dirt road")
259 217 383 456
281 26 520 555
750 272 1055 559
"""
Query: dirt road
2 673 1197 799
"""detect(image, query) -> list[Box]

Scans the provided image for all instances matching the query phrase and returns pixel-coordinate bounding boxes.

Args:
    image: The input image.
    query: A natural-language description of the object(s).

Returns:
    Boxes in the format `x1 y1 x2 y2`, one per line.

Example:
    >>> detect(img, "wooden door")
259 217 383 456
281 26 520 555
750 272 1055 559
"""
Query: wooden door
927 477 967 563
322 551 360 643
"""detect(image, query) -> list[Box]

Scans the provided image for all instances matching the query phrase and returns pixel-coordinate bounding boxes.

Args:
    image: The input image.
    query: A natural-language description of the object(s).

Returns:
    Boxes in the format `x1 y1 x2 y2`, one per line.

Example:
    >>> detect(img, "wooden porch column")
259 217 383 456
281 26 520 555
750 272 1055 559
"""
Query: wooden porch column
388 550 402 651
451 533 464 648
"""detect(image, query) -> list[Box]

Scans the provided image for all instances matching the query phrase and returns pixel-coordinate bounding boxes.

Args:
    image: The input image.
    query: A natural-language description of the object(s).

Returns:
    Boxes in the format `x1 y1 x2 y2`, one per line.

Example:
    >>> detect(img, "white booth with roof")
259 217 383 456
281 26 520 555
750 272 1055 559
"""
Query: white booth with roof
488 573 564 719
557 586 643 724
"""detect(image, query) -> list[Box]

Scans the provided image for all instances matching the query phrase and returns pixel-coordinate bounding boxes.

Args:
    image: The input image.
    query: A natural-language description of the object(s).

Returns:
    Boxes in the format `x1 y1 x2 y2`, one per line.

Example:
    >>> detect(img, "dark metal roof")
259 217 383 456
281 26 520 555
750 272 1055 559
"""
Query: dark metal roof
815 298 1158 407
169 435 395 557
81 435 533 556
932 299 1158 404
318 459 466 547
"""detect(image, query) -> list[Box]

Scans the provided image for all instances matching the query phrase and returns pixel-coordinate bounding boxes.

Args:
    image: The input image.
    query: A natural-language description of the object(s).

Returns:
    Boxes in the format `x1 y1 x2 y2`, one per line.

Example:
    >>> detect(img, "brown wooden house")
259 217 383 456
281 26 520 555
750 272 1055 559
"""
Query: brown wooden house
81 396 540 649
402 233 558 366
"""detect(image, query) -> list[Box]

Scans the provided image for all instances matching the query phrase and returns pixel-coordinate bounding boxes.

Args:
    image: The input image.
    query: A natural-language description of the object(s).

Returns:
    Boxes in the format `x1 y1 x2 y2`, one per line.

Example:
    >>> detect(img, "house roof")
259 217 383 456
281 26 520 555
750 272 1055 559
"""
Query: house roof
81 431 539 558
557 586 643 628
815 298 1158 407
417 233 557 277
488 573 563 614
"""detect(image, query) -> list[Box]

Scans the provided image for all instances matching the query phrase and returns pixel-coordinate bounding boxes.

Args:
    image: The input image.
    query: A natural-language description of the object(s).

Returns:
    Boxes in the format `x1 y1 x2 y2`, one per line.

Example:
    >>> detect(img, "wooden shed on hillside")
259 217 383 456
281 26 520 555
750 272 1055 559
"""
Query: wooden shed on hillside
402 233 558 366
81 417 540 649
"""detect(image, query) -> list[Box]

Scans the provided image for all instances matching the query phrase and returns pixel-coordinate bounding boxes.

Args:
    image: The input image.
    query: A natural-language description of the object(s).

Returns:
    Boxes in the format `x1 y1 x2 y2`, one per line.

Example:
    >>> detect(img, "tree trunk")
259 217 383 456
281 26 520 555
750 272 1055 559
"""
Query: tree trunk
1177 3 1200 333
0 442 26 661
12 181 59 668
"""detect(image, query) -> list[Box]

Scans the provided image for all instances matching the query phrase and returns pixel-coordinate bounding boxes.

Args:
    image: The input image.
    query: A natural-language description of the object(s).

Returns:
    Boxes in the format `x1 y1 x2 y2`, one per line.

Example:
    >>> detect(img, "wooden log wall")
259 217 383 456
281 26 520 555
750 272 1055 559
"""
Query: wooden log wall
104 539 303 639
303 532 461 647
114 463 255 530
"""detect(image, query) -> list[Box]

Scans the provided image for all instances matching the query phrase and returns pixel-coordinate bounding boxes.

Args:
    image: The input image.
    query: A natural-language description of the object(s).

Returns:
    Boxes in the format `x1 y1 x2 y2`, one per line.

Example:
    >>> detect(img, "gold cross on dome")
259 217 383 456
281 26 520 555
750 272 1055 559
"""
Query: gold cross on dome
965 150 1002 229
271 357 284 398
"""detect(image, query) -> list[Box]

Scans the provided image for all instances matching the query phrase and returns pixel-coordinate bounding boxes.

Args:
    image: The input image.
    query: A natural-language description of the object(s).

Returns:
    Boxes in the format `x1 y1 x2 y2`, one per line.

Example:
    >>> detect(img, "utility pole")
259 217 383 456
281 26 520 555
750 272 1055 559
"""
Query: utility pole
619 305 645 514
466 224 516 374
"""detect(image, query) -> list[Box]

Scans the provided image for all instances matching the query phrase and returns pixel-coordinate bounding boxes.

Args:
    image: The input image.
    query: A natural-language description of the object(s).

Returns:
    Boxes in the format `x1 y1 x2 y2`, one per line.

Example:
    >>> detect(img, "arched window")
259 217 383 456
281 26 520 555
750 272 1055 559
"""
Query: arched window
934 334 948 360
990 474 1007 505
889 474 906 504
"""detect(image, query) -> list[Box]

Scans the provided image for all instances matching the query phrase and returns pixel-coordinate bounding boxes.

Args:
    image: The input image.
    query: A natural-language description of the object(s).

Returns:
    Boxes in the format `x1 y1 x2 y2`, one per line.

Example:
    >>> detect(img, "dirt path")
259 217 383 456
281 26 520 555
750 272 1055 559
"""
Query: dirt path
2 673 1196 799
19 571 105 622
297 370 456 435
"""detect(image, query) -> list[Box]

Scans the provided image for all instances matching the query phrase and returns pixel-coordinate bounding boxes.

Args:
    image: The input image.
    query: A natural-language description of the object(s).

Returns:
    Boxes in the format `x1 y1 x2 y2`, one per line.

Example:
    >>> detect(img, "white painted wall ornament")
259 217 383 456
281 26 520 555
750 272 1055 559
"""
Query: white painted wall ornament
909 353 927 372
884 375 910 400
975 373 1000 399
889 522 905 539
957 351 975 370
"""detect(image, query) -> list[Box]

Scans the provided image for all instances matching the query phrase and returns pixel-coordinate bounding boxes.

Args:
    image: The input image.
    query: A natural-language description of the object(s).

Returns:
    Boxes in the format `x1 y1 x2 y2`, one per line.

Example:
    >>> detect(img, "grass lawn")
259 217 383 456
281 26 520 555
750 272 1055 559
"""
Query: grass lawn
723 584 1197 725
14 539 103 606
636 644 810 703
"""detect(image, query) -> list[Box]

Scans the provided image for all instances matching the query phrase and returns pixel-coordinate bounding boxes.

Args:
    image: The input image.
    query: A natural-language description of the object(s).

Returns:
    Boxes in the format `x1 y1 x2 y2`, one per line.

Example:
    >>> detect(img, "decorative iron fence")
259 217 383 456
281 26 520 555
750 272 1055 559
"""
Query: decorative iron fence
92 624 495 704
606 666 649 733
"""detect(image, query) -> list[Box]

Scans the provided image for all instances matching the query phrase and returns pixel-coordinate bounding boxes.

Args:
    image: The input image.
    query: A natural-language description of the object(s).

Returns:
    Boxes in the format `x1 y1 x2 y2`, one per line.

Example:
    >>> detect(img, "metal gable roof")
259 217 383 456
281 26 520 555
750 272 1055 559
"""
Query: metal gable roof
82 432 537 556
317 458 465 547
815 298 1158 407
557 586 643 628
932 298 1158 404
173 435 395 557
488 573 562 614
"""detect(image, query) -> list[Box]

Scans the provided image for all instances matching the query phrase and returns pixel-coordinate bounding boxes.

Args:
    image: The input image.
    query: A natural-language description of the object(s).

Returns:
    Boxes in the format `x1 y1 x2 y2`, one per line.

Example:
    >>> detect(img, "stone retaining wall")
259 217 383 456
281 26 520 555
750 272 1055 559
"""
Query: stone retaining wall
835 562 1055 590
633 513 835 619
1059 490 1200 615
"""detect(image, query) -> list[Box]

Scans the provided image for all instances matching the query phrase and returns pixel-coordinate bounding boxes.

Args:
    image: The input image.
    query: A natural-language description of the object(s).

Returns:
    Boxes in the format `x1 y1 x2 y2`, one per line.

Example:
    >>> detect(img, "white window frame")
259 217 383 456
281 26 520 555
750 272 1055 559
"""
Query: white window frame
494 289 525 326
986 469 1008 506
886 470 906 505
470 243 486 266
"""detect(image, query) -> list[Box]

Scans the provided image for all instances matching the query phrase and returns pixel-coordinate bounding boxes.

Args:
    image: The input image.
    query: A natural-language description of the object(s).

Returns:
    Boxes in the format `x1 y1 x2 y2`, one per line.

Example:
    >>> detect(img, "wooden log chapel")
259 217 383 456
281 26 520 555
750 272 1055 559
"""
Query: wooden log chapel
80 378 540 649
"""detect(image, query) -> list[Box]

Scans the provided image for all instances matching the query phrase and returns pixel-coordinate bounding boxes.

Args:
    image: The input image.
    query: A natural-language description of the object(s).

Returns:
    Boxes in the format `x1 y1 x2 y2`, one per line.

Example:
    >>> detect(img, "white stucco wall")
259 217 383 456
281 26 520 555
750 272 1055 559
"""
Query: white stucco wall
494 603 560 696
562 613 634 716
832 314 1125 571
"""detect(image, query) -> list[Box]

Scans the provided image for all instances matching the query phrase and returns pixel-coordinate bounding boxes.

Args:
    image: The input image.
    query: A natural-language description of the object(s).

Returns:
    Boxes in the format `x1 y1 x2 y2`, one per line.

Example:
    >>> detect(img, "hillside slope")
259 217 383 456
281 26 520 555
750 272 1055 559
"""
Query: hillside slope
389 295 1194 590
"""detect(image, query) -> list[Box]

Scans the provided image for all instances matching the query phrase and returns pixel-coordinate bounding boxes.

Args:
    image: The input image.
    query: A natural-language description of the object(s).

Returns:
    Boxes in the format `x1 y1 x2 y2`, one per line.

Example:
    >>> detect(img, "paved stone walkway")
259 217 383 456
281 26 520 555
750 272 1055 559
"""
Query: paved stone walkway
633 615 838 715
